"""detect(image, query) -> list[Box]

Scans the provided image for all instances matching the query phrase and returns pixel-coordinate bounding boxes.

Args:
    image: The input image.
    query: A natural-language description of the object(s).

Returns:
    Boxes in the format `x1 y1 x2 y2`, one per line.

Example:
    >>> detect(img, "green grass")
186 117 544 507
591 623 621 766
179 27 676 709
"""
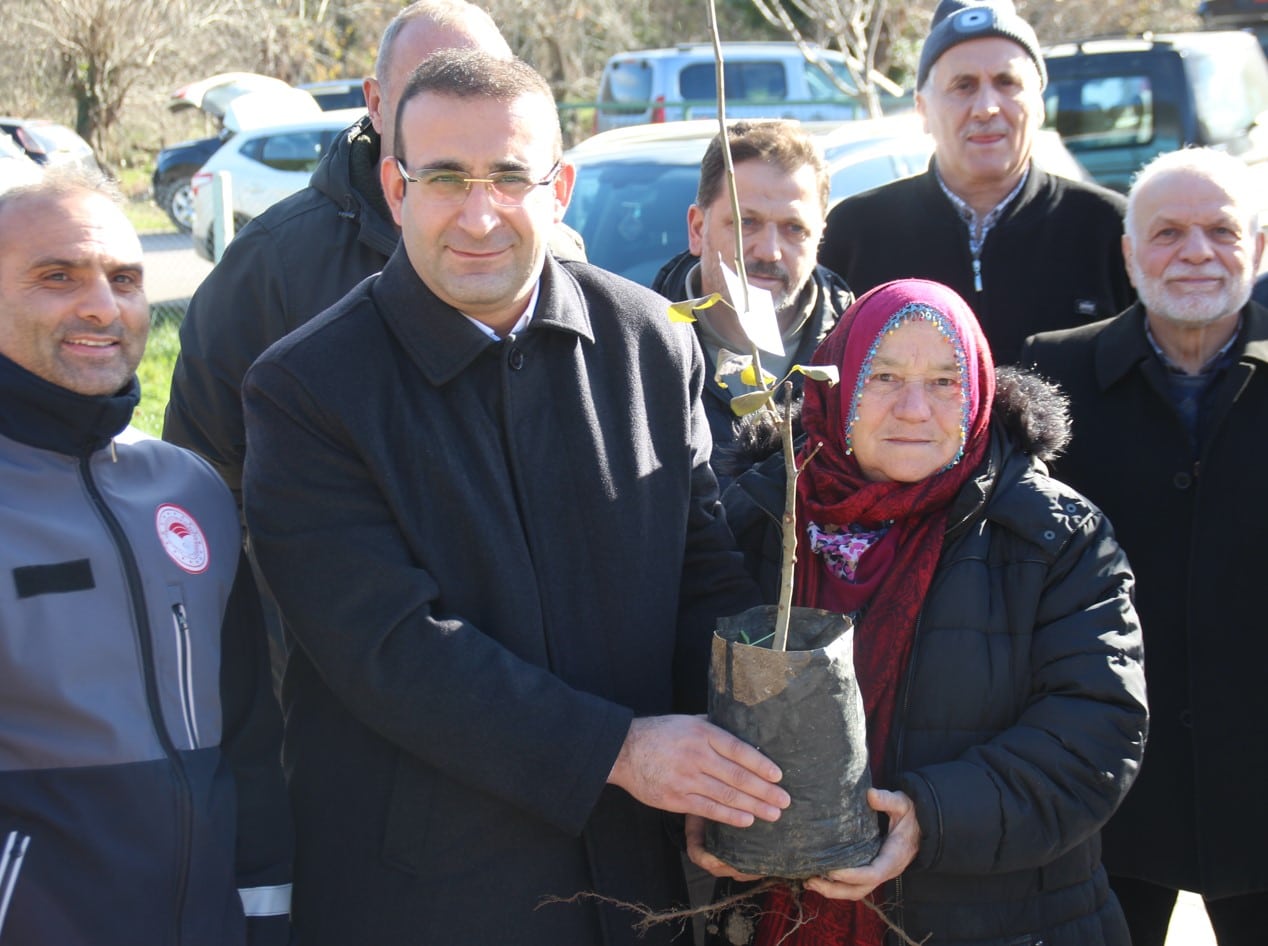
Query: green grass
125 195 173 234
134 306 183 437
116 162 185 438
116 164 173 235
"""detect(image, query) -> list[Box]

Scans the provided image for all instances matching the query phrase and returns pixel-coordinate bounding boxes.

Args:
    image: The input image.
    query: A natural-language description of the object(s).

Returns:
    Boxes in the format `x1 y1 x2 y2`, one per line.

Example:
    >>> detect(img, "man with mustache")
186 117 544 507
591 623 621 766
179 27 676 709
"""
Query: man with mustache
652 120 851 486
818 0 1133 363
1022 147 1268 946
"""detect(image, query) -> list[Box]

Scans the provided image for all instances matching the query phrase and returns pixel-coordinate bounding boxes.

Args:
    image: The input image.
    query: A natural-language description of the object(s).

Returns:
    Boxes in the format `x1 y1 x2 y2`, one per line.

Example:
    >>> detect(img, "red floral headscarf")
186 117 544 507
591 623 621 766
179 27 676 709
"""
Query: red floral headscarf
757 279 995 946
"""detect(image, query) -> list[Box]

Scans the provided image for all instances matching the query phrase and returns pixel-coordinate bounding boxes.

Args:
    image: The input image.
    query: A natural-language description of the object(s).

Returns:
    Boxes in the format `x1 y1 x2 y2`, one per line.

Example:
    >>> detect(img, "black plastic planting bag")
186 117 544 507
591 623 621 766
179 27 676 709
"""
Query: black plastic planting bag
705 605 881 878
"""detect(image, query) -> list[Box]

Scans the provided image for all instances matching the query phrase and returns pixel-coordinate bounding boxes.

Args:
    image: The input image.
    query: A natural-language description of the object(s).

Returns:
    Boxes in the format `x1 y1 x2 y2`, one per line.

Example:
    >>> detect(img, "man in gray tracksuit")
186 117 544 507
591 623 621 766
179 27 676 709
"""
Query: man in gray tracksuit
0 168 291 945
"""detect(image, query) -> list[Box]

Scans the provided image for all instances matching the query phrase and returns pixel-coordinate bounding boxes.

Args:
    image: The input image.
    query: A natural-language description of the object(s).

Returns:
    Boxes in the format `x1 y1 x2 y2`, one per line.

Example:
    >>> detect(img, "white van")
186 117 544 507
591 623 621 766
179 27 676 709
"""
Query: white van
594 42 886 133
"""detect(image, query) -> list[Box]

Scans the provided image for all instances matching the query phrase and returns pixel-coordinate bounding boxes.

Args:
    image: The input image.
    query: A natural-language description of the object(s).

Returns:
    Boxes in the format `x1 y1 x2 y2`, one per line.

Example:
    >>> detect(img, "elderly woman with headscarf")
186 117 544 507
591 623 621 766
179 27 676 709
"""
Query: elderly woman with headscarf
691 279 1148 946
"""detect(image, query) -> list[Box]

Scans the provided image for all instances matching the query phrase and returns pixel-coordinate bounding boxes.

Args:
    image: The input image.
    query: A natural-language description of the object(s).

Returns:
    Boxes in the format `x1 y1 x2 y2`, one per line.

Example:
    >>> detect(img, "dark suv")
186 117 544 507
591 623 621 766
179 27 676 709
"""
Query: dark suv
1042 30 1268 192
152 134 224 233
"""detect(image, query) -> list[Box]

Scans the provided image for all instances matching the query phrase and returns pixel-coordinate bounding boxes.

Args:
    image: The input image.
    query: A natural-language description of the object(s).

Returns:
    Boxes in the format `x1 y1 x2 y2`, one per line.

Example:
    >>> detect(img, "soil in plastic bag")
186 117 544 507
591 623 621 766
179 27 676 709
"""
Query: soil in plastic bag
705 604 881 879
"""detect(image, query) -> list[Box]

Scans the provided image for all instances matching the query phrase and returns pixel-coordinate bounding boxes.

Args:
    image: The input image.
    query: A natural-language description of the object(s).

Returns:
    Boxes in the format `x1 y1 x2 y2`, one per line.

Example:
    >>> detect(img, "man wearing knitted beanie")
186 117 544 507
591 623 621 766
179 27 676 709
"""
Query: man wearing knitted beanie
818 0 1133 363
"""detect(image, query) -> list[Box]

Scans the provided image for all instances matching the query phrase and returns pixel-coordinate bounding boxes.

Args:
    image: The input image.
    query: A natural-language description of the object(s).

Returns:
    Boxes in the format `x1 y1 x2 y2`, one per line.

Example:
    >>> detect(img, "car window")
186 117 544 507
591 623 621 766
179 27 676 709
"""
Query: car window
563 159 698 286
806 62 839 103
26 123 91 156
0 133 25 159
1044 75 1157 151
5 125 47 159
679 61 788 103
307 87 365 111
1188 47 1268 143
600 61 654 111
827 152 919 206
241 130 329 173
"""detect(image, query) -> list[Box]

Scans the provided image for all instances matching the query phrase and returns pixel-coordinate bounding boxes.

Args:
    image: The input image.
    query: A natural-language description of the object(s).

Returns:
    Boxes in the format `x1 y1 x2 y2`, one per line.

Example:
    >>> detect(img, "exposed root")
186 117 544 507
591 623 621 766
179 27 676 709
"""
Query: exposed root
538 879 784 934
860 897 931 946
538 880 928 945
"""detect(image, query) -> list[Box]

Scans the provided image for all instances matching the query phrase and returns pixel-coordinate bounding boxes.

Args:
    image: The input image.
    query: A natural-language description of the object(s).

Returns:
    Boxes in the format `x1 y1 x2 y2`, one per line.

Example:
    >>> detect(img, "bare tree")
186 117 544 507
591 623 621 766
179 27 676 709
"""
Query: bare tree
748 0 905 116
1016 0 1198 43
16 0 252 162
240 0 398 84
484 0 656 145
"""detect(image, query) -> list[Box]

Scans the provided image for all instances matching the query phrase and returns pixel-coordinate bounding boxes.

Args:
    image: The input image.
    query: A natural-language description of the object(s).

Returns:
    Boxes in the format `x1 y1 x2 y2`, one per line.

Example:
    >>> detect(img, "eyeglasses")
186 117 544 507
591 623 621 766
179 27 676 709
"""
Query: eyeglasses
394 158 562 207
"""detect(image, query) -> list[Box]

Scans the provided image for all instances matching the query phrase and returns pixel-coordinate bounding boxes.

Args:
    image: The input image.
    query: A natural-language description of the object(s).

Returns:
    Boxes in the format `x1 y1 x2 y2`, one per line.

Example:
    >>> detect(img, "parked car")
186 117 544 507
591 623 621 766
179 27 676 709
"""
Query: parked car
190 108 364 261
153 136 222 233
153 72 316 232
0 118 99 172
563 116 1088 288
1042 30 1268 193
167 71 296 118
594 42 906 134
1199 0 1268 58
299 79 366 112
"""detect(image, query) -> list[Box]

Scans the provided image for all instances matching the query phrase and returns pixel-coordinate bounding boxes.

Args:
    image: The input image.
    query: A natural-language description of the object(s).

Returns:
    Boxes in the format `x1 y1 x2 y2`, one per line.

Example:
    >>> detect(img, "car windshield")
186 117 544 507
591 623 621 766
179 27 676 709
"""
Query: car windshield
303 84 366 111
679 61 788 103
1189 46 1268 142
563 118 949 289
601 61 653 110
25 123 91 157
564 158 699 288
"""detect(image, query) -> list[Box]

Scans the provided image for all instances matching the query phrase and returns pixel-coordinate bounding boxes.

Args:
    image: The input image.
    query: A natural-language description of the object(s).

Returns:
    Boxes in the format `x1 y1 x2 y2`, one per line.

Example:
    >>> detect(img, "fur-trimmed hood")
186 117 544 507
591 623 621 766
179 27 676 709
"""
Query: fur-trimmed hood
716 365 1071 481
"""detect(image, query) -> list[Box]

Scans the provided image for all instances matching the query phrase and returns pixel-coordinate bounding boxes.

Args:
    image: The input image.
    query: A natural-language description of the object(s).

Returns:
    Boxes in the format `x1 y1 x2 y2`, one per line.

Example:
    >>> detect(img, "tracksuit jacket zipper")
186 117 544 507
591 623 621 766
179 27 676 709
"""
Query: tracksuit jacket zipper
79 455 193 945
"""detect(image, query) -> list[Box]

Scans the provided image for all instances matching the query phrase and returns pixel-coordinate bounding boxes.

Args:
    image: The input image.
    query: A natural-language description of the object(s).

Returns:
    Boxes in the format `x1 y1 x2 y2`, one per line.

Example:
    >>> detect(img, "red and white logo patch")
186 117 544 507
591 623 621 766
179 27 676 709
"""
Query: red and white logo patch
155 504 210 575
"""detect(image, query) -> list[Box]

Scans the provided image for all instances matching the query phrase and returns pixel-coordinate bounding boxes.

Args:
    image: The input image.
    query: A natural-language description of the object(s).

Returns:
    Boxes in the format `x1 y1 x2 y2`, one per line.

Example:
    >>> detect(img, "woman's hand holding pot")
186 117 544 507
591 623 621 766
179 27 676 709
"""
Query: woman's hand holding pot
804 788 920 900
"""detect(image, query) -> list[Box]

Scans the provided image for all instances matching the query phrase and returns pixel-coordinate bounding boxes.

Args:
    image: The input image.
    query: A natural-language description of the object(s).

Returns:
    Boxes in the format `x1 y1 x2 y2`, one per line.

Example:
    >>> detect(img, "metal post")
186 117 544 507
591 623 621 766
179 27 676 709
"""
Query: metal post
211 171 235 263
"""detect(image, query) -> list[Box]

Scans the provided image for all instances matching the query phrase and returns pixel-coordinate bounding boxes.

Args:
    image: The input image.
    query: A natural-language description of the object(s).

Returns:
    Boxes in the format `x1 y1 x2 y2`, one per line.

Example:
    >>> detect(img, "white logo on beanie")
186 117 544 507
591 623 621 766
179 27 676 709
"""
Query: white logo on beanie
954 7 997 32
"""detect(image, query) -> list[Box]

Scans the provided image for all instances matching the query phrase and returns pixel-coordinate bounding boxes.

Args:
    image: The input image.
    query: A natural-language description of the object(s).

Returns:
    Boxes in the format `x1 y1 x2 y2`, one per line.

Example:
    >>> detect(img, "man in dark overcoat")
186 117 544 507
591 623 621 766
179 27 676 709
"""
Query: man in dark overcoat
1022 147 1268 946
240 50 790 946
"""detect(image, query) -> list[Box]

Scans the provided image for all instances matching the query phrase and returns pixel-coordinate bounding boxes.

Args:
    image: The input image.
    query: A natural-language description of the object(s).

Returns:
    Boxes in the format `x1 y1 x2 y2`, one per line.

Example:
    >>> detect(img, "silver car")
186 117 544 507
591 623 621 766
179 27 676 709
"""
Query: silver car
594 42 889 135
563 116 1090 288
0 118 99 173
190 108 363 261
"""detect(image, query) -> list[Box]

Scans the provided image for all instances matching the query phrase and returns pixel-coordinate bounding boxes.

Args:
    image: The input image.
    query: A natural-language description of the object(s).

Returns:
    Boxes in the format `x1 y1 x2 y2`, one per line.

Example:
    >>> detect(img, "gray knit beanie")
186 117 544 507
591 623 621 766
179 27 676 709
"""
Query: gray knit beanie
917 0 1047 91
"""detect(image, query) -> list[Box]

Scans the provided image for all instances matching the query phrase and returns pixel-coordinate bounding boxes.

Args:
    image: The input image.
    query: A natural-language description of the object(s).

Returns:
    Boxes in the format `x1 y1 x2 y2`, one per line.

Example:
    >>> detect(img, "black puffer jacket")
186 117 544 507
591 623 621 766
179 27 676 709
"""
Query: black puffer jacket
720 369 1148 946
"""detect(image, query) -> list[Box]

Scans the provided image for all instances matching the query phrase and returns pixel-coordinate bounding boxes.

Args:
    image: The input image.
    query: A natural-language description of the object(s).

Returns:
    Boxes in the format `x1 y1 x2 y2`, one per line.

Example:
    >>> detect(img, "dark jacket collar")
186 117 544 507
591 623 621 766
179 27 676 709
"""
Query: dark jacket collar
651 249 851 404
310 114 398 257
369 246 593 386
0 351 138 457
652 249 852 316
1093 300 1268 390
